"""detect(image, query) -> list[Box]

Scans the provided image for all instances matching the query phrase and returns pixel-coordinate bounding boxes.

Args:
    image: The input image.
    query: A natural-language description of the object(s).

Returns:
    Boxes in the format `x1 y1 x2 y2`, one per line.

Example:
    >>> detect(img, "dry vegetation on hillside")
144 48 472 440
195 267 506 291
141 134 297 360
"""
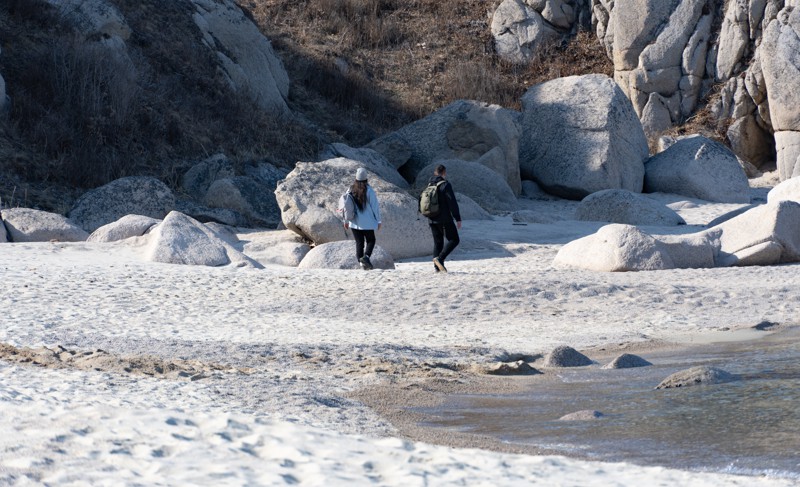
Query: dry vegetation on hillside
0 0 613 211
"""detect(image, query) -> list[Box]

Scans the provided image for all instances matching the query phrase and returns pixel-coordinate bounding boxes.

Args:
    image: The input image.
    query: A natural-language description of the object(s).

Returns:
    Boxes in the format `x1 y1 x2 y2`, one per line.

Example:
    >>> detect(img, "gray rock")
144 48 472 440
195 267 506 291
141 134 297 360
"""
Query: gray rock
363 132 413 170
655 366 735 389
774 131 800 181
543 345 593 367
482 360 541 376
181 154 236 201
144 211 260 267
657 232 716 269
553 223 675 271
174 199 250 227
319 143 409 189
414 160 518 213
705 200 800 266
644 136 750 203
87 214 160 242
68 176 175 233
520 180 559 200
491 0 560 64
191 0 289 114
0 218 7 243
602 353 652 369
204 176 281 227
371 100 521 194
298 240 395 270
559 410 604 420
519 74 648 200
455 193 492 221
237 229 311 267
576 189 686 226
601 0 713 130
243 161 288 187
275 159 431 260
704 205 757 227
1 208 89 242
767 177 800 204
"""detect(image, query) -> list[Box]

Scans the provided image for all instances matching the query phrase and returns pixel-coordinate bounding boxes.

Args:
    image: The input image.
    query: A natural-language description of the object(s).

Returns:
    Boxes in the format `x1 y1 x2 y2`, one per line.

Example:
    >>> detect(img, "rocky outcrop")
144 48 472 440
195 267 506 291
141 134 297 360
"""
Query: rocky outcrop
414 160 519 213
204 177 281 228
519 74 648 200
275 159 431 260
644 136 750 203
760 4 800 180
87 214 160 243
455 193 493 220
191 0 289 114
576 189 686 226
1 208 88 242
559 410 604 420
708 199 800 266
555 199 800 271
237 229 311 267
767 177 800 204
144 211 259 267
553 223 675 271
181 154 236 201
68 176 175 233
368 100 522 194
492 0 591 64
298 240 395 270
319 143 409 189
593 0 714 136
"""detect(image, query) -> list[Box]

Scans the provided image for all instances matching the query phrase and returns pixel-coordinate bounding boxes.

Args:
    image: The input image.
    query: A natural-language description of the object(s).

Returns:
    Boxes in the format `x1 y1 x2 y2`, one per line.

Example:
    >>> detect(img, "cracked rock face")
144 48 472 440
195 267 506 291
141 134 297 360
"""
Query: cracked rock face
492 0 591 64
594 0 714 136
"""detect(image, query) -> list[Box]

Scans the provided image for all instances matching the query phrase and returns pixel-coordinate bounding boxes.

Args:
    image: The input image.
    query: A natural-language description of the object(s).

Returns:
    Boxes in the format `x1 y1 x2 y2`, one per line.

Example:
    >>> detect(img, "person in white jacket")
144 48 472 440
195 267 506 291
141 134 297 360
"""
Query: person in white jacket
344 167 382 270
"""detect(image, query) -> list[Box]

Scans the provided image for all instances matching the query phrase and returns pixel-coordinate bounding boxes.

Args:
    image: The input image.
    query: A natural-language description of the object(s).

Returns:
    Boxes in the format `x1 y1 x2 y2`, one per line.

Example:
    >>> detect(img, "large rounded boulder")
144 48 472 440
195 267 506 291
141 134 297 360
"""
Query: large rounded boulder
275 158 431 260
1 208 88 242
68 176 175 233
298 241 395 270
576 189 685 226
519 74 648 200
553 223 675 272
414 160 518 214
367 100 522 194
644 136 750 203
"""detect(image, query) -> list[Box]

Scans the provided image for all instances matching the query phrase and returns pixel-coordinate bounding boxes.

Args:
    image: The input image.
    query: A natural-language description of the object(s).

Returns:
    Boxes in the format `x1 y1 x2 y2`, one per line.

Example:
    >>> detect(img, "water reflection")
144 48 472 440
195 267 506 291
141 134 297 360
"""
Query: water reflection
419 328 800 478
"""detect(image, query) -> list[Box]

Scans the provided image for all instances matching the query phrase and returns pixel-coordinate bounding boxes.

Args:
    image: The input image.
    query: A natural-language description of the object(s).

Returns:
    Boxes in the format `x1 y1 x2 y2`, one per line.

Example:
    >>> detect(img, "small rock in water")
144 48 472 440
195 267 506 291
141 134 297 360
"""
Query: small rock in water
559 410 604 421
602 353 652 369
655 366 735 389
543 346 592 367
482 360 542 376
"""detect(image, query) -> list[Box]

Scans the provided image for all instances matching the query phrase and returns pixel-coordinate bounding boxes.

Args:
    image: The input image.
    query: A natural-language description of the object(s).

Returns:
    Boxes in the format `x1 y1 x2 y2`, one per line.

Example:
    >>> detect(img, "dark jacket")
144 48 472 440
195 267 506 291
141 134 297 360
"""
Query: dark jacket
425 175 461 224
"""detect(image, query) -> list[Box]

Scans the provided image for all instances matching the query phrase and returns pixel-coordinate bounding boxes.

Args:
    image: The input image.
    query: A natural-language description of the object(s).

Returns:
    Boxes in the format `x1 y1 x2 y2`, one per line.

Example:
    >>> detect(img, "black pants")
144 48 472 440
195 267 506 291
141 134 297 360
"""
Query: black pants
351 228 376 259
430 220 459 263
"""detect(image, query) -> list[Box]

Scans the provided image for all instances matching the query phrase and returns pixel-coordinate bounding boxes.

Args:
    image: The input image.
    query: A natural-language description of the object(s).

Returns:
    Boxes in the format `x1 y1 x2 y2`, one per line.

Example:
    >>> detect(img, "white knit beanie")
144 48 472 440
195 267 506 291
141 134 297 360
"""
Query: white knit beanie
355 167 368 181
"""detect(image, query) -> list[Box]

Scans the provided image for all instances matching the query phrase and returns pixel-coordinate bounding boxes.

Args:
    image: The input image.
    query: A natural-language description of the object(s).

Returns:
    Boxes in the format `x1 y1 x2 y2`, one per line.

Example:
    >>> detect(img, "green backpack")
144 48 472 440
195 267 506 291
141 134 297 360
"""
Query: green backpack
419 181 446 218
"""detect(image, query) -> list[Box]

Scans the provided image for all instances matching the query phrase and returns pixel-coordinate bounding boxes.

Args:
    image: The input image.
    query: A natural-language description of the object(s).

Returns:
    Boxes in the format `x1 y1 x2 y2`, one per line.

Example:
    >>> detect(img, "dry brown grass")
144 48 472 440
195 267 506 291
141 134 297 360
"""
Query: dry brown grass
1 0 616 211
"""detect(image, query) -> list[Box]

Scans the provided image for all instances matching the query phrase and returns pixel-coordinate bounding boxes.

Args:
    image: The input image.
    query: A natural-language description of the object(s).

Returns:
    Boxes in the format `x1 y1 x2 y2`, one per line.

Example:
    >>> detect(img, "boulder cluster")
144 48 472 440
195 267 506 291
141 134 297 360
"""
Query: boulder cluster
2 1 800 273
491 0 800 180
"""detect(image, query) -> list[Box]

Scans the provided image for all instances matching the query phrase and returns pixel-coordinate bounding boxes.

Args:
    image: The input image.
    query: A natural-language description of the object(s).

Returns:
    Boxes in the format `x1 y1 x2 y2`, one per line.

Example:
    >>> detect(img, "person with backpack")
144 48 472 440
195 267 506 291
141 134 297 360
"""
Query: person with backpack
419 164 461 273
342 167 382 270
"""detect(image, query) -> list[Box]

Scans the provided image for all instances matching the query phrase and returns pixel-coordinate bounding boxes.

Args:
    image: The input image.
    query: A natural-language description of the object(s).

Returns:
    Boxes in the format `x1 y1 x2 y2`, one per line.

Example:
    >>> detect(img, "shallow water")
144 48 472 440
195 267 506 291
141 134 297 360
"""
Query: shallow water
419 327 800 479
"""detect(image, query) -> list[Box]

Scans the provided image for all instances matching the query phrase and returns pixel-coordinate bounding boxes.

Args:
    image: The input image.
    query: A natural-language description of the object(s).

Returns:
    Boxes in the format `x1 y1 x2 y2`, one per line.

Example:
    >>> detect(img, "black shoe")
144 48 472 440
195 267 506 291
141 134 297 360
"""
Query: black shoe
360 256 373 270
433 257 447 272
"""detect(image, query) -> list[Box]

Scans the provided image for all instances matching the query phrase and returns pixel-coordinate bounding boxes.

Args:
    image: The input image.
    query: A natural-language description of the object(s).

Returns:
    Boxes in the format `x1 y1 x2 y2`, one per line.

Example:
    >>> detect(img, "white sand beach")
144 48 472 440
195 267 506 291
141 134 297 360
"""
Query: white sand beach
1 191 798 486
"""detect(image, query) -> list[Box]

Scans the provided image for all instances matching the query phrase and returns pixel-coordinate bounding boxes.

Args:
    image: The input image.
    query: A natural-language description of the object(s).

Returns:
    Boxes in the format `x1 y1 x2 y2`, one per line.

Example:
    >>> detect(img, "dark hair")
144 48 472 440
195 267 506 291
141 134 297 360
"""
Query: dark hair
434 164 446 175
350 180 367 210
